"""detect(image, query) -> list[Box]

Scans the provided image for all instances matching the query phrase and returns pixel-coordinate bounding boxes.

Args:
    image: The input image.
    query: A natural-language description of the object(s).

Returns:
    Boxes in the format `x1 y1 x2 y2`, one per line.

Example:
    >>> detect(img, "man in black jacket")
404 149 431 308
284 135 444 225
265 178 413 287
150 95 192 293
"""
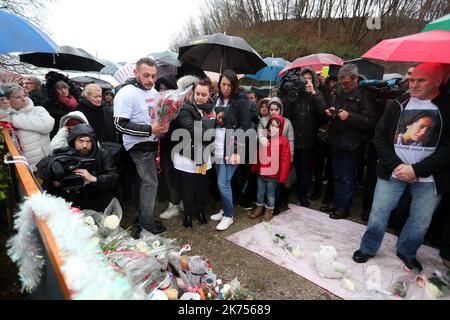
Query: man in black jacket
323 64 377 219
353 63 449 273
38 124 119 212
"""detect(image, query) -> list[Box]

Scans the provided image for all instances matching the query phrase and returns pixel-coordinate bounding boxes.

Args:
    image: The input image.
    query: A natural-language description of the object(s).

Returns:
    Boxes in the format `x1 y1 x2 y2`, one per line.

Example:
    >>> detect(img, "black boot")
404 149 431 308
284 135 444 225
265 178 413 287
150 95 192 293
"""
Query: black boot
198 212 208 225
183 215 193 228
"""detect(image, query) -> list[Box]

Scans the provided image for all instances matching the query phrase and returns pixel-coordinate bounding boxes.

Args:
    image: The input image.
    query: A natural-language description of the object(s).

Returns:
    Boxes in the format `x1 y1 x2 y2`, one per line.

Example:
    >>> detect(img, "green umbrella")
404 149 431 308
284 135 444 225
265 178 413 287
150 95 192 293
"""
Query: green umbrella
422 13 450 32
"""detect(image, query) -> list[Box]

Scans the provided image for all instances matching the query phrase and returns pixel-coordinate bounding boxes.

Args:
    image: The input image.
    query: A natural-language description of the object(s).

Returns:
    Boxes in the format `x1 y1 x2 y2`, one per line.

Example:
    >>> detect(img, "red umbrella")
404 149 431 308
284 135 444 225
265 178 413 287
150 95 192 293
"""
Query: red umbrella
362 30 450 64
278 53 343 76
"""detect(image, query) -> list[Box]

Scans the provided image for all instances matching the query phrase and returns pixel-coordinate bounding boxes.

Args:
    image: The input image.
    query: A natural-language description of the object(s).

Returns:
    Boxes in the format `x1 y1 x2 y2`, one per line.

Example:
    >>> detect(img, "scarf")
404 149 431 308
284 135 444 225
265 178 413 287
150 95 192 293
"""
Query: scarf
58 95 78 110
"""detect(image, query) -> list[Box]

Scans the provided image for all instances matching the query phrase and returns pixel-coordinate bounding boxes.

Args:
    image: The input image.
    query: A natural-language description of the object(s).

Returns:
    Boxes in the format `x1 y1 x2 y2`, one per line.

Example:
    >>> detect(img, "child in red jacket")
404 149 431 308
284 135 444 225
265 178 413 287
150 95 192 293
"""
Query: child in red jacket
250 115 291 222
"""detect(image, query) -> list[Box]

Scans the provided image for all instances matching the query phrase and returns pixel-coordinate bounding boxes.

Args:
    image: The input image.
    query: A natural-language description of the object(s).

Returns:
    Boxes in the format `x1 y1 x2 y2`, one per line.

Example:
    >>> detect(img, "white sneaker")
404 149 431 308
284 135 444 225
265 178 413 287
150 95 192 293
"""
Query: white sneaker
160 203 180 220
216 217 234 231
210 209 224 221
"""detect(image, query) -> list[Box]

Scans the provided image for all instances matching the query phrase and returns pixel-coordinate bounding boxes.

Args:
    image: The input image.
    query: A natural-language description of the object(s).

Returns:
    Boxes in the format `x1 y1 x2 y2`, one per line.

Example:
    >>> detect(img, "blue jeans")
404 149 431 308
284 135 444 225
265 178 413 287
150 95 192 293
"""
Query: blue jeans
215 164 238 218
129 146 158 231
332 153 358 213
257 176 278 209
360 178 442 258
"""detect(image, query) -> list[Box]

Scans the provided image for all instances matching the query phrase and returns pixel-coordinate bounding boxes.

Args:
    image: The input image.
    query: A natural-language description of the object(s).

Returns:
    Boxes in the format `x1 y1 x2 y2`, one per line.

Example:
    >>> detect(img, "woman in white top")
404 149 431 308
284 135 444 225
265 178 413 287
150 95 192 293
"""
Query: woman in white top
174 78 216 228
0 84 54 172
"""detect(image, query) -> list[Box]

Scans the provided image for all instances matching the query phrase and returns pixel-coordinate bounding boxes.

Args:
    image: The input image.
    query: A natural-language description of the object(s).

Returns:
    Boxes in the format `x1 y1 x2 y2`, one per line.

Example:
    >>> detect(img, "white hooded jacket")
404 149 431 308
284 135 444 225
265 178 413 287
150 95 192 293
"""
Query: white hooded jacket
50 111 90 151
8 100 55 171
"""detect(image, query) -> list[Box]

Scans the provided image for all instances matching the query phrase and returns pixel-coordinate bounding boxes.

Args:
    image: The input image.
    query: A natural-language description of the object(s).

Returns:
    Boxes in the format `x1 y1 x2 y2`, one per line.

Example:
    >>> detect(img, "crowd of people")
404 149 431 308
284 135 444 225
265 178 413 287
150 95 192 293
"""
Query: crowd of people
0 57 449 274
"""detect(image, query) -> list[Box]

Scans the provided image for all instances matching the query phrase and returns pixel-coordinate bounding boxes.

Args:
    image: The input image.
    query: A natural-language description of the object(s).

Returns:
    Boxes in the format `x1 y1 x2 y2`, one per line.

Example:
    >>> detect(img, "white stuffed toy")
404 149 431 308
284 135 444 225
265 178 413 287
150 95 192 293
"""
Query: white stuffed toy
313 245 348 279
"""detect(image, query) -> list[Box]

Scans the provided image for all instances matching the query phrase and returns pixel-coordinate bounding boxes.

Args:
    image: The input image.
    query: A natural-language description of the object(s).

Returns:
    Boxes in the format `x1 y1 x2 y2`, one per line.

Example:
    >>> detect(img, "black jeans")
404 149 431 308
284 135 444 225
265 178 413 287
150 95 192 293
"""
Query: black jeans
179 170 209 217
294 149 313 200
160 140 181 205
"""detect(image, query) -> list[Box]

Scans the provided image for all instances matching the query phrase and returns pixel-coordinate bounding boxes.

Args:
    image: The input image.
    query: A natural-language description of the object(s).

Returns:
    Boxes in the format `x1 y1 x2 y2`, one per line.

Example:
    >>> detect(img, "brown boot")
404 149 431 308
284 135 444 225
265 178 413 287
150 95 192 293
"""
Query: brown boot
263 208 274 222
249 205 265 219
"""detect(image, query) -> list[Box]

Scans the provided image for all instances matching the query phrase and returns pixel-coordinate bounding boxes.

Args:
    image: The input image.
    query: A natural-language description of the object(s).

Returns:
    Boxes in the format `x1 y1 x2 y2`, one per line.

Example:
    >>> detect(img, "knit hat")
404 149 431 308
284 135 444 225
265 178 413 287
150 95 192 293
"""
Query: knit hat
65 118 83 127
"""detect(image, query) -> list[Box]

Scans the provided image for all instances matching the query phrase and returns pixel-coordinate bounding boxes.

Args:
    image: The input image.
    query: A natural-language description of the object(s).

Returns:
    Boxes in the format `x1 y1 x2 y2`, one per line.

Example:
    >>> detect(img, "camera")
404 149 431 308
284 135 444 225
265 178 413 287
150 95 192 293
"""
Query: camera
63 159 96 192
51 158 96 192
278 70 309 101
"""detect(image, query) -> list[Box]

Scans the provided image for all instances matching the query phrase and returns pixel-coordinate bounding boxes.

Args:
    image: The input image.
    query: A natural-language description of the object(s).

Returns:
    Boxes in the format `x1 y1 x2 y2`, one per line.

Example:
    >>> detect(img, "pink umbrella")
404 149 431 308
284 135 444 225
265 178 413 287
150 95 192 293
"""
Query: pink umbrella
278 53 344 76
362 30 450 64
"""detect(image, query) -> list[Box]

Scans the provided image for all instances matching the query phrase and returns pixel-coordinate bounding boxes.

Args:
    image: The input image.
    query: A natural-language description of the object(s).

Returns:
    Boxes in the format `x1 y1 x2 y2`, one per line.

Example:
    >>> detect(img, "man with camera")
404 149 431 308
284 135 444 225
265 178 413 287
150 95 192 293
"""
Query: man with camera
323 64 377 220
37 124 119 212
279 68 326 208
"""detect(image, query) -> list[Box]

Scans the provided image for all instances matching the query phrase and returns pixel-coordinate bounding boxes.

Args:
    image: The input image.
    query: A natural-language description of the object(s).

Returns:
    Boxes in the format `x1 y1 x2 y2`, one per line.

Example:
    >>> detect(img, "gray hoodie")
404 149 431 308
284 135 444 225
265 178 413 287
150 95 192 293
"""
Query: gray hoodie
267 97 295 162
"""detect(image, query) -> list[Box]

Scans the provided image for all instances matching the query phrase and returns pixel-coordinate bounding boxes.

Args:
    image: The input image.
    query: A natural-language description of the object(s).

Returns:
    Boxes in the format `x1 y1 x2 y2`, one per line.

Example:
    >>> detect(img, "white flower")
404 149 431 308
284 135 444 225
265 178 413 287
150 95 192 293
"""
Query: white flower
103 215 120 230
136 242 151 253
342 277 356 292
289 246 303 258
221 284 231 296
90 225 98 233
216 279 223 286
152 240 161 249
425 281 443 298
84 216 95 226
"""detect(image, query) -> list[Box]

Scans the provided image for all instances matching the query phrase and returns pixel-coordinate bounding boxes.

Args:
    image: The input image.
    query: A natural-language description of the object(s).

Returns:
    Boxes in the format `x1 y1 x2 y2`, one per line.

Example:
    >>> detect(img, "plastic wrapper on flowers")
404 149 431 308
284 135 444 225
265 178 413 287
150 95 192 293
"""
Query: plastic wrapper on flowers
263 222 303 260
417 270 450 298
82 198 124 239
156 85 194 125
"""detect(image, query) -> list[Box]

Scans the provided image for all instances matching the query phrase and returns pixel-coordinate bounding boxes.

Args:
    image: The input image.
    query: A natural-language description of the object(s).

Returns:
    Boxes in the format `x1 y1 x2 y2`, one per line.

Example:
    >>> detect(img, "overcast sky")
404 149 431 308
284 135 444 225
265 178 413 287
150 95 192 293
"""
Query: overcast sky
43 0 203 63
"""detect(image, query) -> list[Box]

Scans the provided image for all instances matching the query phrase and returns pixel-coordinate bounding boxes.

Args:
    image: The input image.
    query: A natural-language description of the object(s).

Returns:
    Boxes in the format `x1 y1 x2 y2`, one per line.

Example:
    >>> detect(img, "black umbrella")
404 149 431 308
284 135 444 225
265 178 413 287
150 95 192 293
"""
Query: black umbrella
70 76 114 90
19 45 105 72
178 33 266 74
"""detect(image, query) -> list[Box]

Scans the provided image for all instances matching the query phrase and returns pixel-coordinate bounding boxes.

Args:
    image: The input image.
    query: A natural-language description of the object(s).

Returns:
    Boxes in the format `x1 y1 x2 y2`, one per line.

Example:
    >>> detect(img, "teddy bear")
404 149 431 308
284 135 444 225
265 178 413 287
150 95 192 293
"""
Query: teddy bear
166 252 217 289
313 245 348 279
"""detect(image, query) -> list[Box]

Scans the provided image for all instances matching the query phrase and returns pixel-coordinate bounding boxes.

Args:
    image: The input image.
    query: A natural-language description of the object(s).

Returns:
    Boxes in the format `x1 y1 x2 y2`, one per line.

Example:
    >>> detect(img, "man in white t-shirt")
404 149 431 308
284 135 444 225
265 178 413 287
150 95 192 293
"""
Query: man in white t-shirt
113 58 169 237
353 63 450 273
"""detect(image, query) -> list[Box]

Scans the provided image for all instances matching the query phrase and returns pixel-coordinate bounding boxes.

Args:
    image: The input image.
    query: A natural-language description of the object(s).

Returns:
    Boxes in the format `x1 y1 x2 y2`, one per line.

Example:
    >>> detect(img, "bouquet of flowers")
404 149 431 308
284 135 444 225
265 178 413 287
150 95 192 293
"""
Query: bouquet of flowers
156 85 194 126
417 270 450 298
263 222 303 259
389 275 415 298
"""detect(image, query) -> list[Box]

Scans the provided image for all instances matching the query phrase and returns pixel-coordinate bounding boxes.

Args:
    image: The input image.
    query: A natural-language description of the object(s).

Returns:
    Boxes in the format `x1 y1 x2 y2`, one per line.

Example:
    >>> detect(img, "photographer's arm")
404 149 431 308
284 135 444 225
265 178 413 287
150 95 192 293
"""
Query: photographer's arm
90 150 119 191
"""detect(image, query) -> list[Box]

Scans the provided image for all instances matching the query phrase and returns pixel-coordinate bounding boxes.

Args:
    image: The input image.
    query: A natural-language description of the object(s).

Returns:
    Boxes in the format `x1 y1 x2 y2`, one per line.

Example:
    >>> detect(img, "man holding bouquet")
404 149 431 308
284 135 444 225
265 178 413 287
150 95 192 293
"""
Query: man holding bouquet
114 57 169 238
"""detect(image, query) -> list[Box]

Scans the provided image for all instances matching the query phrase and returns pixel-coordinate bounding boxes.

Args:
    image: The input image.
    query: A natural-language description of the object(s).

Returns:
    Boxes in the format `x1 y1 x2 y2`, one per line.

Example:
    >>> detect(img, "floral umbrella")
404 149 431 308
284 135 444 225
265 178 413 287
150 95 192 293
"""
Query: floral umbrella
278 53 343 76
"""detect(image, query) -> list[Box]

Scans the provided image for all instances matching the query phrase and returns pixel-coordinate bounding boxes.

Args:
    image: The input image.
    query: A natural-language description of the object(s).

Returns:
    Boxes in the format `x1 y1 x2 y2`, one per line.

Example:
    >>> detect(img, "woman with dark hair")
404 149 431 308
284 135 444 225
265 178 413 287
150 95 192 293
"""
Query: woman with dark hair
174 78 216 228
210 69 252 231
43 72 81 138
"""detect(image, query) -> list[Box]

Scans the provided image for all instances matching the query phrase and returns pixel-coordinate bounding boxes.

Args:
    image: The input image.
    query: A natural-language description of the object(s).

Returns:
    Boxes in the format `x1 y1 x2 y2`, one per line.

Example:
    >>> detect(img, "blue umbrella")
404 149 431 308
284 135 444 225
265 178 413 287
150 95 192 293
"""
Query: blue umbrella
246 57 290 82
0 10 59 54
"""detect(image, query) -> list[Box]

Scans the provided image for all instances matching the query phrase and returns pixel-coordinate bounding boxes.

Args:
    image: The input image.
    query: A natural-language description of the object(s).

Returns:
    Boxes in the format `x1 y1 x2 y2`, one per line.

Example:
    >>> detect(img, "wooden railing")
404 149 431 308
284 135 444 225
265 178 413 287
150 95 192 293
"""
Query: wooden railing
1 127 72 300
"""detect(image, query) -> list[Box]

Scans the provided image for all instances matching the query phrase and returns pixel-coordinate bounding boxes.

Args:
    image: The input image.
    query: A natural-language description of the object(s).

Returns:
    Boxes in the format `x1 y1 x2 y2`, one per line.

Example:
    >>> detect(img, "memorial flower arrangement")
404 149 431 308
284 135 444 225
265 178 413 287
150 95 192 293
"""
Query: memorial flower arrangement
8 194 250 300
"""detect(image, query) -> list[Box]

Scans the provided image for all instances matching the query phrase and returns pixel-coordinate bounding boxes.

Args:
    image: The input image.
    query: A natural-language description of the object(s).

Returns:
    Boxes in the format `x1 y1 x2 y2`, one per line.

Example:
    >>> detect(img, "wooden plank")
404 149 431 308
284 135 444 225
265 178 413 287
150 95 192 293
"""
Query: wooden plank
1 127 72 300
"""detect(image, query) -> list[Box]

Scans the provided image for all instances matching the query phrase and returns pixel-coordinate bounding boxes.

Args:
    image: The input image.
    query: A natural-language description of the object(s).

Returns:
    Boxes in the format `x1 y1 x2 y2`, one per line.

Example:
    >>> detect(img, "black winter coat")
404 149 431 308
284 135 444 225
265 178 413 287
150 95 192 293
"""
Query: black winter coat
284 92 326 150
175 101 216 163
328 87 377 156
76 97 117 143
215 92 252 159
374 93 450 194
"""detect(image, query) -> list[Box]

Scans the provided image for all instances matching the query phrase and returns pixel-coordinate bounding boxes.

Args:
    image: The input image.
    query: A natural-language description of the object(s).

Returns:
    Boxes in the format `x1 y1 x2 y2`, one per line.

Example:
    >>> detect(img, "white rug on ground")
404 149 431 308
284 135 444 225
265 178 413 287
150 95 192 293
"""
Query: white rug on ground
226 204 449 300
